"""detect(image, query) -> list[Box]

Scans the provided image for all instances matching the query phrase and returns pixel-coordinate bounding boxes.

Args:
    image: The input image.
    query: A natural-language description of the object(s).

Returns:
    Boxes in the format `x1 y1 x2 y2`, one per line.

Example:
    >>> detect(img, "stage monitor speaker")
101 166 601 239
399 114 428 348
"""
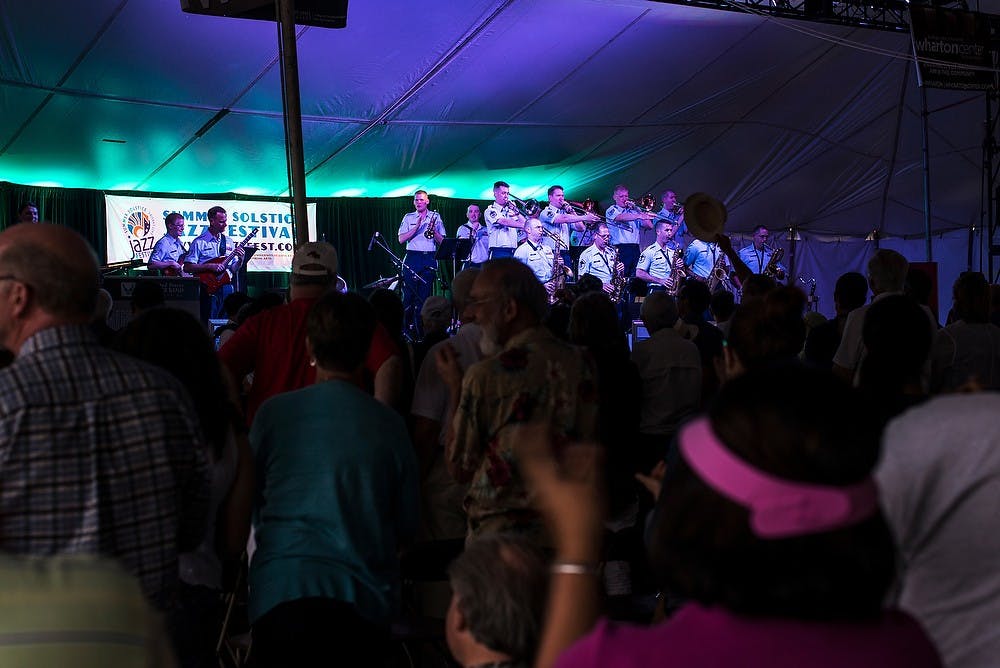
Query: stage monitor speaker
104 276 203 331
180 0 348 29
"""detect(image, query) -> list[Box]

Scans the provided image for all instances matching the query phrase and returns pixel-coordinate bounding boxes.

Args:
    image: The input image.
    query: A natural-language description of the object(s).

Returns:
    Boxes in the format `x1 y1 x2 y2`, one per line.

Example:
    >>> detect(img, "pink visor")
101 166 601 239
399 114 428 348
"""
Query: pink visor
678 417 878 539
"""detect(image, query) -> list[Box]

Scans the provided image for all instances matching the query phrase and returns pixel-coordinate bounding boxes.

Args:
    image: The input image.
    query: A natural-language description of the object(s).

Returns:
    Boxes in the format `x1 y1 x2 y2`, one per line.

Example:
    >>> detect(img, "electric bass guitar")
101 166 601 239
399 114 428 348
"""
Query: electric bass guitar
196 228 259 295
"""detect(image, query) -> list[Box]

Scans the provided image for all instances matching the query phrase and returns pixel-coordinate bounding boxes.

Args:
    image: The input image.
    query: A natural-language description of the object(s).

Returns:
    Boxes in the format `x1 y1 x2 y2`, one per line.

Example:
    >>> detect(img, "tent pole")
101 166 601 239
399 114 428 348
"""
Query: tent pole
278 0 309 245
920 84 932 262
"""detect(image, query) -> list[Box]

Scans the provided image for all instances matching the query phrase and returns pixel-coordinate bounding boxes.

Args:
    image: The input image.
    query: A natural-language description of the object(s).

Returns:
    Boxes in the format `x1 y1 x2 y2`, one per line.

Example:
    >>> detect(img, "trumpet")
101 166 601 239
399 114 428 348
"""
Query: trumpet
422 211 440 239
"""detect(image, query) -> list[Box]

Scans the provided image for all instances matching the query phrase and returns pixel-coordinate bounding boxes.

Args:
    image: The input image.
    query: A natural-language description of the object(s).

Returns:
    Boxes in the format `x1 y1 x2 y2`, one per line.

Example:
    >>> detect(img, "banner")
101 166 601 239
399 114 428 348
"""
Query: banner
910 7 994 91
105 195 317 272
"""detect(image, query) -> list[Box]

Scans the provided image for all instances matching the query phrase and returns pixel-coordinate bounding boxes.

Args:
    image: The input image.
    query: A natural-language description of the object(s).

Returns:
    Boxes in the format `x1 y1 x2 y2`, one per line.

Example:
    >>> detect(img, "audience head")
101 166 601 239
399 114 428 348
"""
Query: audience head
0 223 98 351
130 280 165 315
649 365 893 621
307 291 377 376
576 273 604 295
470 259 547 355
858 294 931 417
641 292 679 334
740 274 777 300
368 288 404 342
222 291 253 320
951 271 990 324
866 249 908 295
421 295 452 337
446 534 548 667
92 288 113 325
290 241 338 292
709 290 736 324
833 271 869 315
677 279 711 319
235 291 284 326
569 291 622 353
116 307 230 457
629 277 649 299
724 286 807 377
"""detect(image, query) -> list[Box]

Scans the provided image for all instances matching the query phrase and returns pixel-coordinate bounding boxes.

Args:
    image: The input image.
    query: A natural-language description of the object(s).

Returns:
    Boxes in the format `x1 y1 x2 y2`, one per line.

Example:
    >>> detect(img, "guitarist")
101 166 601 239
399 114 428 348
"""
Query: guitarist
184 206 245 319
147 212 187 276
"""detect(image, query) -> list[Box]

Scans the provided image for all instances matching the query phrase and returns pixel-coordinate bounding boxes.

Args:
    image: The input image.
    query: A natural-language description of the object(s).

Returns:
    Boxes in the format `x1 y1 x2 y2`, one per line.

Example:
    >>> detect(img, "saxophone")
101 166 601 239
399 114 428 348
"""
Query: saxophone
762 246 785 280
547 252 569 304
607 245 626 302
664 247 688 296
707 249 731 293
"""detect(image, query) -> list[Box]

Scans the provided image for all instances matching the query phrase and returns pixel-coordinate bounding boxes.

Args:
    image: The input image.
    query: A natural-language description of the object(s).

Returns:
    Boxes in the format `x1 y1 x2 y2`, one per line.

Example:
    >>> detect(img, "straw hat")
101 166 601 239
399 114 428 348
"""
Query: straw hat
684 193 727 242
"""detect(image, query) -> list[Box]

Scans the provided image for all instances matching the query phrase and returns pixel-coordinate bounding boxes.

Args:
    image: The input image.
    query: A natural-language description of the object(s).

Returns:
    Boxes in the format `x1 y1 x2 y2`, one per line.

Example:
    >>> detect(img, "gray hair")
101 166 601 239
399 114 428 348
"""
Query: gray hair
482 258 548 324
448 534 548 662
867 249 908 295
641 291 679 333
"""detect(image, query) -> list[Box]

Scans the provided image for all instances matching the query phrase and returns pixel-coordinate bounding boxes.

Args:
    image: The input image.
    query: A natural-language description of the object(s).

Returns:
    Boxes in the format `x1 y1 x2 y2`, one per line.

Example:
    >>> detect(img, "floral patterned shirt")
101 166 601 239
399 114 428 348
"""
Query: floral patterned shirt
450 326 599 539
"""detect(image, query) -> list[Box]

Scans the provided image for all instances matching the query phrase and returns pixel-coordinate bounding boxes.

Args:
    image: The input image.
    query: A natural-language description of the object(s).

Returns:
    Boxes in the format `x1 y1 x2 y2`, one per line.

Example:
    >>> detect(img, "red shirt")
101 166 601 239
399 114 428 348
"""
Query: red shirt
218 297 398 424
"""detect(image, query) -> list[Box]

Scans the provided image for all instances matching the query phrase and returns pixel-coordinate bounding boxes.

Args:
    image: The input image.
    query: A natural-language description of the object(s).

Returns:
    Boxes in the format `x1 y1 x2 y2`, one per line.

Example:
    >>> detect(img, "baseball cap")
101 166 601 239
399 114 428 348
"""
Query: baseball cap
292 241 338 276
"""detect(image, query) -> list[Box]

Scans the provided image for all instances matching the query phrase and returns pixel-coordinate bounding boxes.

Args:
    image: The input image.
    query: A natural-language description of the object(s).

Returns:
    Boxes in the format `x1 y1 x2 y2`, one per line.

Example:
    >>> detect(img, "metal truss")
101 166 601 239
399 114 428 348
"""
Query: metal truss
647 0 913 33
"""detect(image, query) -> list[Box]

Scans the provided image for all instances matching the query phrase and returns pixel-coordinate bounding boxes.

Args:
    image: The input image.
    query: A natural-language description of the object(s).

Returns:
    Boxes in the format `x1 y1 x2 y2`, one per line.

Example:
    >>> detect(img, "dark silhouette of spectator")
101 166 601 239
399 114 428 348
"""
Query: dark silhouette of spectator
804 272 868 371
931 271 1000 392
858 294 932 425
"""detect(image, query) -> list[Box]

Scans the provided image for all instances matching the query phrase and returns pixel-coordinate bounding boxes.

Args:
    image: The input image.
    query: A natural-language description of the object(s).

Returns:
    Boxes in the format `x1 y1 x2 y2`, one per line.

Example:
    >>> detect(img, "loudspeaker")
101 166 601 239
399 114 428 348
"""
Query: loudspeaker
179 0 348 29
104 276 202 330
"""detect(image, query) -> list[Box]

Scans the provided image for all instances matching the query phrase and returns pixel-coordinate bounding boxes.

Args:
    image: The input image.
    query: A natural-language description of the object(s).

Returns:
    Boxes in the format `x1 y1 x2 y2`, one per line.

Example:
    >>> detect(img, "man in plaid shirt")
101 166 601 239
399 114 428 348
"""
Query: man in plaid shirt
0 223 210 611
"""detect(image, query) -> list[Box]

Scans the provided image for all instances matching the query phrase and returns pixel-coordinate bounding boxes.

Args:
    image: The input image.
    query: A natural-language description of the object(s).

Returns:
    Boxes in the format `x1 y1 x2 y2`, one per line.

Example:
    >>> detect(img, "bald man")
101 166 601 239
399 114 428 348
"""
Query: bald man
0 223 210 611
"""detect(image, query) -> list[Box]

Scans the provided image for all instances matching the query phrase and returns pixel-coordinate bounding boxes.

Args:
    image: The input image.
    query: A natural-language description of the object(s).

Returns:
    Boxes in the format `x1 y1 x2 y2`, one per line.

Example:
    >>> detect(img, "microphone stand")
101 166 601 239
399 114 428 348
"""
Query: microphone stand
370 233 428 291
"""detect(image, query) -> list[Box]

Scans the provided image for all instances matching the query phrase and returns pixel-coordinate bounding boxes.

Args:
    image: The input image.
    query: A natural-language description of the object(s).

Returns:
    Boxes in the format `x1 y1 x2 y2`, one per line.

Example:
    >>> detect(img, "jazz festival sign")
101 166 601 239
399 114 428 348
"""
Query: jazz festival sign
105 194 317 272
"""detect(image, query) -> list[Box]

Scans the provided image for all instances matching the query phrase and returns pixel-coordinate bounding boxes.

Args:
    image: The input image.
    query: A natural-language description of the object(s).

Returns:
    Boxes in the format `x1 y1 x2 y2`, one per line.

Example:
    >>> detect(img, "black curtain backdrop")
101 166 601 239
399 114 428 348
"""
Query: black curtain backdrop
1 182 490 298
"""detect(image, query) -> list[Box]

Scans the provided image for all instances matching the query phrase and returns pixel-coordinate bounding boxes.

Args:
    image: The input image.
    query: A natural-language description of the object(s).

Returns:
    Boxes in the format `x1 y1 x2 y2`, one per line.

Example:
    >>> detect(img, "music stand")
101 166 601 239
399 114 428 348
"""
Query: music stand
435 238 471 292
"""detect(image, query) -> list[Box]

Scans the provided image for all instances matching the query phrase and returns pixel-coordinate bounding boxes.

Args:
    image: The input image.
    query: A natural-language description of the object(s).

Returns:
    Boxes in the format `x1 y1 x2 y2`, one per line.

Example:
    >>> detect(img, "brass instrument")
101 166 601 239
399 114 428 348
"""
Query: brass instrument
546 252 570 304
707 250 735 293
509 194 541 218
664 248 688 296
762 245 785 280
563 200 603 228
422 211 440 239
541 226 568 250
607 245 626 302
641 194 685 225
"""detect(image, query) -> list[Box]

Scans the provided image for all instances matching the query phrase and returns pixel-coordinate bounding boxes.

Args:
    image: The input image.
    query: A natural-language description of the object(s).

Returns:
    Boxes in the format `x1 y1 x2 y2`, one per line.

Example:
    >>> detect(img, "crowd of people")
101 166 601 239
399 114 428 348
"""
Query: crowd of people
0 212 999 668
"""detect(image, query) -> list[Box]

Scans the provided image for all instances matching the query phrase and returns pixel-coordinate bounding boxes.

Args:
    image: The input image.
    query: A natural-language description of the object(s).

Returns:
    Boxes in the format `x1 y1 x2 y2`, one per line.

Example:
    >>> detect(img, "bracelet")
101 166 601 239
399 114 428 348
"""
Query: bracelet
550 560 600 576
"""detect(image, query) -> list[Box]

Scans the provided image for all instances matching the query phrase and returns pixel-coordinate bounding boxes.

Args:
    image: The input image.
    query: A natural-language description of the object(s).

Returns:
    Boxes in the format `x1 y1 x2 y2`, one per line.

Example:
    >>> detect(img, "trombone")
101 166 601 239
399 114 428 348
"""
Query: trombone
508 194 542 218
541 226 568 250
563 199 613 229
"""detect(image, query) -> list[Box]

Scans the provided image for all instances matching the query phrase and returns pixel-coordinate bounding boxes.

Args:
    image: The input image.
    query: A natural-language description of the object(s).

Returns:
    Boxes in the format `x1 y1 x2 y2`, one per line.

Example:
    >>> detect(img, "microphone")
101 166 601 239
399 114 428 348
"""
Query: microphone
368 231 378 252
